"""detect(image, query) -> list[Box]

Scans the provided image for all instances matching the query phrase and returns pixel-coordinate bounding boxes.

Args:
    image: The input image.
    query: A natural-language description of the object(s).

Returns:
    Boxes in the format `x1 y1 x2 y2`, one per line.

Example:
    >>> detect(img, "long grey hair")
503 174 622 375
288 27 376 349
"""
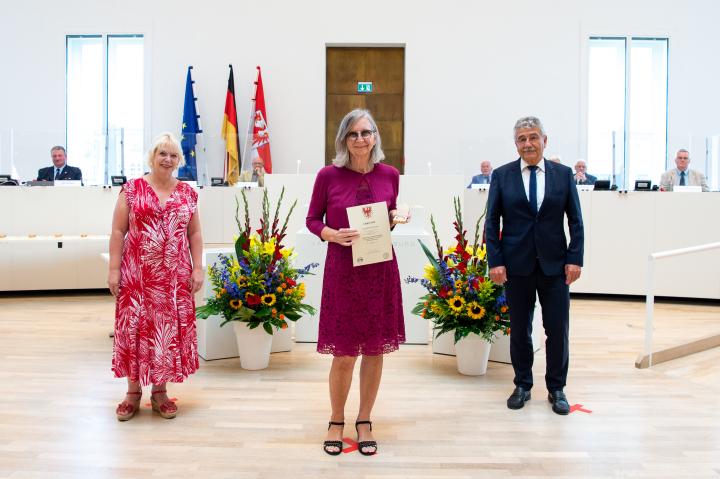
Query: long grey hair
332 109 385 167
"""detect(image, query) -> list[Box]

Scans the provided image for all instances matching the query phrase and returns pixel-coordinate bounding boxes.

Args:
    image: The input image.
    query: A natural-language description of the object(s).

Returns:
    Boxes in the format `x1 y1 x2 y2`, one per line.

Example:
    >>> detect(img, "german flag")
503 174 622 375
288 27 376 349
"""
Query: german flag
221 65 240 185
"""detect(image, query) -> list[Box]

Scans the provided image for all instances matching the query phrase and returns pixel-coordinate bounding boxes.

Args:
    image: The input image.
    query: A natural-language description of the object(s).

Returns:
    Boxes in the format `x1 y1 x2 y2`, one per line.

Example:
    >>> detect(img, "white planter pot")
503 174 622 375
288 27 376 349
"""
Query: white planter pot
271 325 293 353
432 329 456 356
454 333 492 376
232 322 273 370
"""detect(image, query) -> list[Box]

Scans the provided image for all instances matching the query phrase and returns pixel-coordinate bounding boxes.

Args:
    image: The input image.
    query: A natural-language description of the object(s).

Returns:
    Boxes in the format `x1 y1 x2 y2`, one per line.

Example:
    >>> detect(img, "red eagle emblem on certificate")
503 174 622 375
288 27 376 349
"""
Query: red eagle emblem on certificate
362 206 372 218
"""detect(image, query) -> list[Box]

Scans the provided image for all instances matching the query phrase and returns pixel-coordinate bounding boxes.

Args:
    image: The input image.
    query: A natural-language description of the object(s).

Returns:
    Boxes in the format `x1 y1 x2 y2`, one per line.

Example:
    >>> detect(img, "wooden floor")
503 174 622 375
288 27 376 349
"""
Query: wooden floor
0 293 719 479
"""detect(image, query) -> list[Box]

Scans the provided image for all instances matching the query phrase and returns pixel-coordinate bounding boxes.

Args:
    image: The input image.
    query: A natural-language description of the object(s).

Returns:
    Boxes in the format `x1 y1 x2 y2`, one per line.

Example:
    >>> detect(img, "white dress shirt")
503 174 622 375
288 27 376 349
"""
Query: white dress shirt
520 158 545 211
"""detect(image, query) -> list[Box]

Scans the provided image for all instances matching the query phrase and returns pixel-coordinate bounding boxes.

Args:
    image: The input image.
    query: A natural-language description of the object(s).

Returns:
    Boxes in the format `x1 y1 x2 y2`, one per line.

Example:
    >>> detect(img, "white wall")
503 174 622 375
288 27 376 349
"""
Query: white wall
1 0 718 183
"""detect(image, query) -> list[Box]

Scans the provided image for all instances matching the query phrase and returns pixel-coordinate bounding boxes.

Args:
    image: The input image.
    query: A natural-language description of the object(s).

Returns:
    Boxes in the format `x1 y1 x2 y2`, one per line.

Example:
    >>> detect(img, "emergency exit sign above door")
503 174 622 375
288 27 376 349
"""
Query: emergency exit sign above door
357 81 373 93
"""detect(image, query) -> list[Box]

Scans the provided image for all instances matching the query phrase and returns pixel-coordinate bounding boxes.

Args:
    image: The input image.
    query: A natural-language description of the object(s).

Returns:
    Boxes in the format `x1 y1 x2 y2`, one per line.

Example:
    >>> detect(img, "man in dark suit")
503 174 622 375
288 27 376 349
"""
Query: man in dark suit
37 146 83 182
485 116 584 415
573 159 597 185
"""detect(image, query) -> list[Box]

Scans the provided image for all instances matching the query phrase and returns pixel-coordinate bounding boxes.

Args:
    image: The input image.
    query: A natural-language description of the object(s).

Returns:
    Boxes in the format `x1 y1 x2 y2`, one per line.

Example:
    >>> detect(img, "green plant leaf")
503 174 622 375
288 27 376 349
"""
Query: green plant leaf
263 322 274 335
232 307 255 321
418 239 441 270
235 235 246 260
195 304 217 319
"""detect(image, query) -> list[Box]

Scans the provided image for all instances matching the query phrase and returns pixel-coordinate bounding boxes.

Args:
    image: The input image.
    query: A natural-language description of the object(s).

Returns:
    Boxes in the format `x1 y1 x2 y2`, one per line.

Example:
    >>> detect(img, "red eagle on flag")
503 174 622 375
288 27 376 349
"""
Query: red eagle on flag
362 206 372 218
251 66 272 173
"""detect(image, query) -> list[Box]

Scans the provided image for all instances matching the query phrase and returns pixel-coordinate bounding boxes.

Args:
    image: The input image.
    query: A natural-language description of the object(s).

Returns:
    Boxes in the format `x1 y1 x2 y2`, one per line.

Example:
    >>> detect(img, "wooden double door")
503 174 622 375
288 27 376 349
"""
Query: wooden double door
325 47 405 173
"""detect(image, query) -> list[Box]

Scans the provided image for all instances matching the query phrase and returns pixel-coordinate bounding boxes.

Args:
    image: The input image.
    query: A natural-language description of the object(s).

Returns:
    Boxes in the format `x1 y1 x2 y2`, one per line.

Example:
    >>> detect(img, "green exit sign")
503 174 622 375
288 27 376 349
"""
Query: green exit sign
357 81 373 93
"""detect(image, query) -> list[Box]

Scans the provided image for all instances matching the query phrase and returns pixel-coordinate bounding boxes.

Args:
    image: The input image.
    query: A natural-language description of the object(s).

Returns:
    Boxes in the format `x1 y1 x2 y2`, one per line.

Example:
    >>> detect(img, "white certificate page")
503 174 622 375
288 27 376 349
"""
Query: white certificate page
346 201 393 267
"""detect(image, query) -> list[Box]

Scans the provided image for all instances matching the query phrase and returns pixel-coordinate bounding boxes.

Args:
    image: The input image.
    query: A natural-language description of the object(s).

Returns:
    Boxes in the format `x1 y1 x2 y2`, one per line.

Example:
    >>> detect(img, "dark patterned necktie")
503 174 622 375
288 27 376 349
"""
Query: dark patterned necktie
54 168 60 180
528 165 538 214
679 171 686 186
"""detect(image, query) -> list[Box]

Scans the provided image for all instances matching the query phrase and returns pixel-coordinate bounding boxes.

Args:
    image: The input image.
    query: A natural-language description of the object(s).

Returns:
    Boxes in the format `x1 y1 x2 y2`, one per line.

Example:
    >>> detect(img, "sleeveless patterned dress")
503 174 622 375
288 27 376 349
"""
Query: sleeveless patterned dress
112 177 199 385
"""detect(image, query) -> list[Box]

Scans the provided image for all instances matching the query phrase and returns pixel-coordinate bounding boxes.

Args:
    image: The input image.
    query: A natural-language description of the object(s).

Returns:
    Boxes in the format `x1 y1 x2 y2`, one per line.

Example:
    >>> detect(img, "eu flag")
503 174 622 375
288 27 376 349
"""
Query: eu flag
178 66 202 180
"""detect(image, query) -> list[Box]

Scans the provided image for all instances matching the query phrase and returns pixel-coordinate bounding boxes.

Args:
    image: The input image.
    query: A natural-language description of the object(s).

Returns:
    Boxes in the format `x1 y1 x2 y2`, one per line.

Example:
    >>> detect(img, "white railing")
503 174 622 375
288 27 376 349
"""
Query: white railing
644 241 720 367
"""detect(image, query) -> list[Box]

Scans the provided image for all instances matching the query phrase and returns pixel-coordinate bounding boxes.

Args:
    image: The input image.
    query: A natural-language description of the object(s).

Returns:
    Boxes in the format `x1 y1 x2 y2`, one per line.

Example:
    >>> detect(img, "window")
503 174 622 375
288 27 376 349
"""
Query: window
711 135 720 191
587 37 668 189
66 35 144 185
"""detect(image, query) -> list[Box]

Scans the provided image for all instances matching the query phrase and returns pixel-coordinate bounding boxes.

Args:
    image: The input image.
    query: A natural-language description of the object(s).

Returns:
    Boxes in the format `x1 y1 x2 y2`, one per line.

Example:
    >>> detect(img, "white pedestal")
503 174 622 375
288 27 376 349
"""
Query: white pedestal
432 298 543 363
293 207 432 345
196 248 239 361
270 326 293 353
196 247 298 359
293 229 325 343
391 211 432 344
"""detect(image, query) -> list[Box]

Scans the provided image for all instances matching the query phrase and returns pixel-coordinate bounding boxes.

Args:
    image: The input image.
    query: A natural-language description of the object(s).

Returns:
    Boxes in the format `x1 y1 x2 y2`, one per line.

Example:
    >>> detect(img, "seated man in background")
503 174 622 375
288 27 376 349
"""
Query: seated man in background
467 160 493 187
37 146 83 182
660 149 709 191
573 159 596 185
238 157 266 187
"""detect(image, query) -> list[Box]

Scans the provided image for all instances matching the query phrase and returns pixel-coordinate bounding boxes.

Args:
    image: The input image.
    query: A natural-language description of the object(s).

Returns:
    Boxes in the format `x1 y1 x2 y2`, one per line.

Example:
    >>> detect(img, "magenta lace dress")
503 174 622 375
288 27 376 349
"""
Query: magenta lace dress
306 164 405 356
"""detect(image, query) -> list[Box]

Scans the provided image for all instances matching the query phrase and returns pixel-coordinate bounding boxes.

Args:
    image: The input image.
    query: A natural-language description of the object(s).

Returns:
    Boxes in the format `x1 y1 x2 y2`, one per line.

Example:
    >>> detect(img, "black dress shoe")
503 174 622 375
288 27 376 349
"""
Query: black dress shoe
548 390 570 415
507 386 531 409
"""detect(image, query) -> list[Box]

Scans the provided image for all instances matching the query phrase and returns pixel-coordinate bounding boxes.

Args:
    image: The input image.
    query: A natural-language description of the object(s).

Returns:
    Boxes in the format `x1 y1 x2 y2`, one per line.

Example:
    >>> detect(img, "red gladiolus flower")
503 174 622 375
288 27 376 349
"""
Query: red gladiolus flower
286 278 296 287
439 287 449 298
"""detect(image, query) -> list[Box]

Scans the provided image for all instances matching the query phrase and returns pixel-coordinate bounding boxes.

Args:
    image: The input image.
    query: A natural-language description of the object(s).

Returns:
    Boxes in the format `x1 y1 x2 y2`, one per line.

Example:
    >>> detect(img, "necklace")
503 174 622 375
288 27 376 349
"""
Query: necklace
349 161 372 174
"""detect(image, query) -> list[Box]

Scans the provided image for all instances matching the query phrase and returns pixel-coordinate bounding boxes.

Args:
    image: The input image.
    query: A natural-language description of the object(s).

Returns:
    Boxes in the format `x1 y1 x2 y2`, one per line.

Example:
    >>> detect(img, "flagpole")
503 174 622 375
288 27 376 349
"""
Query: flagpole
189 66 208 186
241 66 261 173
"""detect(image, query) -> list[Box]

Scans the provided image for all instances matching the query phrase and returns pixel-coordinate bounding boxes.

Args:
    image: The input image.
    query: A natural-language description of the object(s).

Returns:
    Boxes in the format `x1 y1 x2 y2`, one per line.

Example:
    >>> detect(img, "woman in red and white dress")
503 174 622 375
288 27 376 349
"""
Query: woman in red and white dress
108 133 204 421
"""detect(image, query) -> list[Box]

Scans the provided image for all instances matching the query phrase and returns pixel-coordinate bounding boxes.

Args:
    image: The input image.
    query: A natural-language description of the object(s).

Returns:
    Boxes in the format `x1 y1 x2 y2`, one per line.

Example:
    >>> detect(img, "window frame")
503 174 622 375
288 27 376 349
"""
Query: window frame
65 31 151 185
581 31 670 190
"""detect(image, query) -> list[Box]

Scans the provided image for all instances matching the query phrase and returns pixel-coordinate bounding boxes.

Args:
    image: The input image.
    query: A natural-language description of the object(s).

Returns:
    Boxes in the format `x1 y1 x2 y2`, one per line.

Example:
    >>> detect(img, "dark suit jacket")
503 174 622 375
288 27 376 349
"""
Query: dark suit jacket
486 158 584 276
37 165 83 182
576 173 597 185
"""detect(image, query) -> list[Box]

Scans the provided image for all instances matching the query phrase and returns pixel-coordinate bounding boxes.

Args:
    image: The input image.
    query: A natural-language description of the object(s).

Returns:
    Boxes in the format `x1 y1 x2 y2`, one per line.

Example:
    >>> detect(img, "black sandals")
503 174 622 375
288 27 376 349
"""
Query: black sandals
355 420 378 456
323 421 344 456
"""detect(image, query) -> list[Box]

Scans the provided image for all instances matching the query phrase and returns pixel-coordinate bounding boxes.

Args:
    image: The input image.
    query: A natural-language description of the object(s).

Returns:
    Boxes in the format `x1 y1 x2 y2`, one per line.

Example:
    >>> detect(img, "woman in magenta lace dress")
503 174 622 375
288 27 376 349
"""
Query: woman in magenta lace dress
108 133 204 421
306 109 408 456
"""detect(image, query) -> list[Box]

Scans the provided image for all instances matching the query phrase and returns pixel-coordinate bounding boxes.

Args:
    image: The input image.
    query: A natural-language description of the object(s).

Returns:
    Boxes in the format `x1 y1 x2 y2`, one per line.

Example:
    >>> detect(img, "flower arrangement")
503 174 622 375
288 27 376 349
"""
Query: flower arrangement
405 198 510 343
196 188 317 334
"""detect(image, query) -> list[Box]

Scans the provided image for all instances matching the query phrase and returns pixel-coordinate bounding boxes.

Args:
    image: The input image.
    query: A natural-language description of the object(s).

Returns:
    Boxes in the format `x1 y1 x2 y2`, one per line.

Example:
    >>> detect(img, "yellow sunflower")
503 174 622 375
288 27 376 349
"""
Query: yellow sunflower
261 293 276 306
467 302 485 320
229 299 242 310
423 264 439 285
447 296 465 312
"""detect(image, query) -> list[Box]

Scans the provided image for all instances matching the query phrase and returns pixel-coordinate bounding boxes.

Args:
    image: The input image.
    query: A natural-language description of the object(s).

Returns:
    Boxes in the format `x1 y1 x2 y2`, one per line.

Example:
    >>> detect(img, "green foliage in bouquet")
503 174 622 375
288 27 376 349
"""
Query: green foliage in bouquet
405 198 510 343
195 188 317 335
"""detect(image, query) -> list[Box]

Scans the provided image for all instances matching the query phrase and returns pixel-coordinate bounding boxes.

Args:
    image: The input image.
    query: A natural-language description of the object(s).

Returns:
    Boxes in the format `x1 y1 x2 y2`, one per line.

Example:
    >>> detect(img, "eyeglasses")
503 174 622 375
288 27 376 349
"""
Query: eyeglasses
346 129 375 141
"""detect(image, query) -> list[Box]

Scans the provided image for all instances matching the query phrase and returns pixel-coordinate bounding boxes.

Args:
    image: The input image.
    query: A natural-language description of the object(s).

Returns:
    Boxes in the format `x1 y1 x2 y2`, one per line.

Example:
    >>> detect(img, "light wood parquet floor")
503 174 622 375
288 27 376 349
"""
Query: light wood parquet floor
0 293 719 479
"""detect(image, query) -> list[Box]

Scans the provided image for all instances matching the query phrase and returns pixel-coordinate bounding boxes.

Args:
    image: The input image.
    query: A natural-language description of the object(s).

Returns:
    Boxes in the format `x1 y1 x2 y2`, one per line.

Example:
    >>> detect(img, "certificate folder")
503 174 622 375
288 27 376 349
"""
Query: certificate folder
346 201 393 267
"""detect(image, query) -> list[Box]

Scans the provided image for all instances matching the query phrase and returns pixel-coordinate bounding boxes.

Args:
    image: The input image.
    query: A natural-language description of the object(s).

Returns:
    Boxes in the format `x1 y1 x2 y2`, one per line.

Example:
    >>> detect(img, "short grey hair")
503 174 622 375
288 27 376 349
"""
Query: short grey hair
676 148 689 157
147 132 185 169
50 145 66 155
513 116 546 138
333 109 385 167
